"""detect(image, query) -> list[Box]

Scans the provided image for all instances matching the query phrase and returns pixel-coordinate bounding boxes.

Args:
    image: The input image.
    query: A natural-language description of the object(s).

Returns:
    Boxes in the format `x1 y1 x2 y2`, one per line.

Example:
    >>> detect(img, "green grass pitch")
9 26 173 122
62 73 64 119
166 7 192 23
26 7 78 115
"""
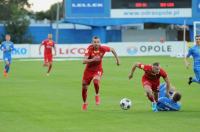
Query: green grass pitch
0 57 200 132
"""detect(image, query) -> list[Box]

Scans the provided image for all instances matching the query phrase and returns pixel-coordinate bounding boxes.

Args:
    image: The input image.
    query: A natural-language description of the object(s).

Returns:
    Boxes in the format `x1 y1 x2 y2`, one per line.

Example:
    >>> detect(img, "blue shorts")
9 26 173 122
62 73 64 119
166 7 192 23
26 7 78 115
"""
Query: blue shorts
3 57 12 64
194 68 200 81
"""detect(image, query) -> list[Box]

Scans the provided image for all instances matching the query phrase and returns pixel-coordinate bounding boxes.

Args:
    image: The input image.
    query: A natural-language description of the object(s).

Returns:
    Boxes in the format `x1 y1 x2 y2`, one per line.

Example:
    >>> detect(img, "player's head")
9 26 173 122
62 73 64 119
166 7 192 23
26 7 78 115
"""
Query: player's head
172 92 182 102
152 62 160 74
195 35 200 45
5 34 11 41
48 34 53 40
92 36 101 49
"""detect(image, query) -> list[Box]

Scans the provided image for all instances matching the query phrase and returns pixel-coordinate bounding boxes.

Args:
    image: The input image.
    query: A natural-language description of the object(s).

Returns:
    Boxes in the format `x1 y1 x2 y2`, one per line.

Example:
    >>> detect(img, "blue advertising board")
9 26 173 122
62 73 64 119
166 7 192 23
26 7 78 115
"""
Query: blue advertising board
192 0 200 17
197 0 200 12
65 0 110 18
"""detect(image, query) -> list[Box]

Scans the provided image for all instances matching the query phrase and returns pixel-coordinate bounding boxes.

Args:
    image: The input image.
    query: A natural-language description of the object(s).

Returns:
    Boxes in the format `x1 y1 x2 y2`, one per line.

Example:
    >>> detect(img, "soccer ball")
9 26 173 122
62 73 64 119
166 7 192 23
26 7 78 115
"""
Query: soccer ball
120 98 132 110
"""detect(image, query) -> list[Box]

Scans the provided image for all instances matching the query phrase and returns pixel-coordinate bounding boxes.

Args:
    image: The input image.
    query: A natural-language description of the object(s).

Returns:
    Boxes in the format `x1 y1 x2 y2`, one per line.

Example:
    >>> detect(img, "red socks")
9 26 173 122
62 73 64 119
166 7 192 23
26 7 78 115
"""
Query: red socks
147 93 156 103
82 87 88 103
82 79 99 103
93 79 99 95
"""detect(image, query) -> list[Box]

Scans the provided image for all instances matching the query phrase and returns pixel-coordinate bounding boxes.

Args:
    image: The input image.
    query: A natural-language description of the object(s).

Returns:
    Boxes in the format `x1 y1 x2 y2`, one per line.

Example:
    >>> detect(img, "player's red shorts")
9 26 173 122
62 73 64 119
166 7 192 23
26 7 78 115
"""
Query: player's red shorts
82 69 103 85
44 54 53 63
142 77 160 92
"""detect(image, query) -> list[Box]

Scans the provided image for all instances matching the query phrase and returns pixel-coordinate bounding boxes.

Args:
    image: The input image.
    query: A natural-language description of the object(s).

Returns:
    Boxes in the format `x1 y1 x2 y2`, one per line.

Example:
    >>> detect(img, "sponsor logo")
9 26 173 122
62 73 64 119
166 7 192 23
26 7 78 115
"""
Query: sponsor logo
72 3 103 8
198 2 200 11
59 48 86 55
12 48 28 55
127 46 138 55
139 45 172 53
126 45 172 55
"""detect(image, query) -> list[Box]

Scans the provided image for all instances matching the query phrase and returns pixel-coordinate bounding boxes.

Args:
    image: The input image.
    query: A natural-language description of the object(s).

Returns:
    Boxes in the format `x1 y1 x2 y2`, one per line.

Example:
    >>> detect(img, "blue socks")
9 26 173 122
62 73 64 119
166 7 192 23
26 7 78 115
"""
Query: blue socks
4 64 10 73
192 77 200 84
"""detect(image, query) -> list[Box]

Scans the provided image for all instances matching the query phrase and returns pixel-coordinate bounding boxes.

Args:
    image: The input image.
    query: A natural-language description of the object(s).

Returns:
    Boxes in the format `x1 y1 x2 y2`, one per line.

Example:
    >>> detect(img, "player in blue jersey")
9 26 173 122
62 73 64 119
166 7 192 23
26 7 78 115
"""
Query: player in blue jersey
157 83 181 111
0 34 14 77
185 35 200 85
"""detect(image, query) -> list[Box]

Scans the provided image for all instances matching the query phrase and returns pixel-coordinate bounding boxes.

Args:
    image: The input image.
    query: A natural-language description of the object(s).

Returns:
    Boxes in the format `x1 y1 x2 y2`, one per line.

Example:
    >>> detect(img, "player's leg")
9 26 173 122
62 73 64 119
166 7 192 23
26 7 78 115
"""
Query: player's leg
82 71 93 111
3 58 10 77
190 69 200 84
142 78 158 112
47 62 52 75
93 71 103 105
153 91 158 102
43 55 48 67
142 77 156 102
46 55 53 75
144 85 156 103
82 81 89 110
152 82 160 102
143 85 158 112
193 69 200 83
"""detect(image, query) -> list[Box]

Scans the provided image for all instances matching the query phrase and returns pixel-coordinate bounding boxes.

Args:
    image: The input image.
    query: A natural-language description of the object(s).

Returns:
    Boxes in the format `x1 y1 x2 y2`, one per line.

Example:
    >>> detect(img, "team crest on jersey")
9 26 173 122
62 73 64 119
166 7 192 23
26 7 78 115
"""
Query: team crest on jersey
94 50 100 53
48 41 53 46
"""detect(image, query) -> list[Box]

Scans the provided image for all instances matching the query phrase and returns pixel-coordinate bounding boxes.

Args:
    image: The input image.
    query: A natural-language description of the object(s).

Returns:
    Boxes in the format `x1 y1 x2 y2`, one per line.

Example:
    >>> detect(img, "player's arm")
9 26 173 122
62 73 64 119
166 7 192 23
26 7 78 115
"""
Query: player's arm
53 44 56 56
128 62 141 79
184 48 192 69
0 43 6 52
184 57 190 69
110 47 120 66
0 43 2 51
83 56 100 64
39 43 43 55
163 76 171 97
10 43 15 51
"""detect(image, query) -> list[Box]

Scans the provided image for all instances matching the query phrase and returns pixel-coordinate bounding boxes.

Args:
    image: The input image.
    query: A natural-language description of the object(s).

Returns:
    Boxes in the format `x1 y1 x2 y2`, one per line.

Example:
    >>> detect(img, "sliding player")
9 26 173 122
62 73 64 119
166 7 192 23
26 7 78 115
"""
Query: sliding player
157 83 181 111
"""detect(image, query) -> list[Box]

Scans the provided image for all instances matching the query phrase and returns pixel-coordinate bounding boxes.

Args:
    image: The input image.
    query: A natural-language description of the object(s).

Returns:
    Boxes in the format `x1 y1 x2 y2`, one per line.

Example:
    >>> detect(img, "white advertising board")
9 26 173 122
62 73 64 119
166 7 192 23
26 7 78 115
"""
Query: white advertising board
0 42 186 59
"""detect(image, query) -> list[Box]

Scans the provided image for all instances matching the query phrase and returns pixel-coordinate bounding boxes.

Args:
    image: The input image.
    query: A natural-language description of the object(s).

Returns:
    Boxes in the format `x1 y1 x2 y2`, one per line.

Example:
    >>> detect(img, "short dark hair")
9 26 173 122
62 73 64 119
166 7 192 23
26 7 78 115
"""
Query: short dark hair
173 92 182 102
93 36 99 39
152 62 160 67
195 35 200 39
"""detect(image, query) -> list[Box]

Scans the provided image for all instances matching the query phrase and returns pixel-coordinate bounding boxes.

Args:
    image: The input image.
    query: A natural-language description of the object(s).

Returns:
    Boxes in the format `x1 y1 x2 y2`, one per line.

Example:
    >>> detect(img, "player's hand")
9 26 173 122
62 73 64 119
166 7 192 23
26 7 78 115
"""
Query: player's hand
128 74 133 80
93 56 101 62
116 60 120 66
185 62 190 69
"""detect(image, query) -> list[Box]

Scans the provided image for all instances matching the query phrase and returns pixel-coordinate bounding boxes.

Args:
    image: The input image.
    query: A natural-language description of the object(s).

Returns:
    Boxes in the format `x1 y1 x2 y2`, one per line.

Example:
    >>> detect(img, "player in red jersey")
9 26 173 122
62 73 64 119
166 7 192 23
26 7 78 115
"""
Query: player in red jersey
82 36 120 111
128 62 171 112
39 34 56 76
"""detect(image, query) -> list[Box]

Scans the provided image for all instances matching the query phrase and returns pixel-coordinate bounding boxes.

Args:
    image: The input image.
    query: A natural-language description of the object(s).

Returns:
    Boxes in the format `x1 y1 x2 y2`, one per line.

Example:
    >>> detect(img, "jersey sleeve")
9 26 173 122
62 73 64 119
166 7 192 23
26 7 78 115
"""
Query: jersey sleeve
101 46 111 52
138 63 151 71
42 40 46 45
84 47 91 57
186 47 193 57
160 68 168 78
52 41 55 47
11 42 14 51
0 42 5 51
158 97 181 111
0 43 2 50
